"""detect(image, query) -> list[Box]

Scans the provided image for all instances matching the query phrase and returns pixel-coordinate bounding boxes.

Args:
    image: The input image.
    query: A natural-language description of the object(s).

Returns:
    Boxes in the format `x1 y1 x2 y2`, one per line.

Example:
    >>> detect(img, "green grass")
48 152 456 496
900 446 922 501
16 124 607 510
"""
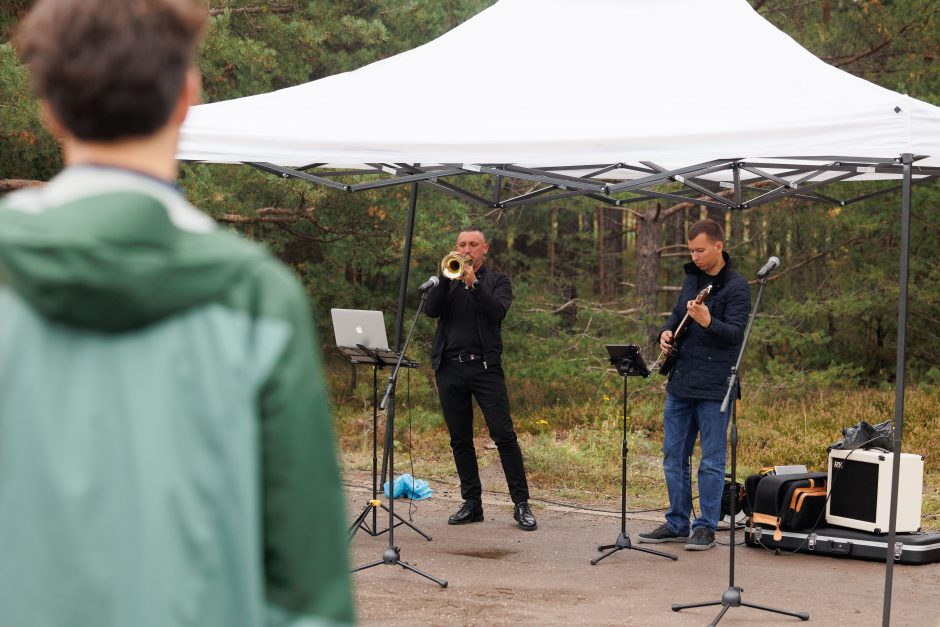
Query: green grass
333 376 940 526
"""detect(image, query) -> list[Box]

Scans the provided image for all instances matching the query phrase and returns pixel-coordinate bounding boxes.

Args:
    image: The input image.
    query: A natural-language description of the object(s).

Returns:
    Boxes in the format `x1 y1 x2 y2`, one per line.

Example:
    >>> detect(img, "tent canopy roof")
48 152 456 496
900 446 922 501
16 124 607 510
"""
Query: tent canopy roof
178 0 940 185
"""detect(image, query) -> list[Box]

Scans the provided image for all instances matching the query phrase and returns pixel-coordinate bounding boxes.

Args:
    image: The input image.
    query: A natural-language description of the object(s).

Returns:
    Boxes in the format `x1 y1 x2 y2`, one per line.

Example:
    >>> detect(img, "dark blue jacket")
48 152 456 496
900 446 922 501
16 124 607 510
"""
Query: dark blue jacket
425 265 511 371
661 252 751 401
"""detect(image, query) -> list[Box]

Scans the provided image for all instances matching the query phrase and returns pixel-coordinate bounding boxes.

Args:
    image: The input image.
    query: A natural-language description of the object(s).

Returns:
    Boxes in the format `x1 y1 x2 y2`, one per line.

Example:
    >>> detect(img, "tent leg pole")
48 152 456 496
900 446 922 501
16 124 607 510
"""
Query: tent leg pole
379 182 419 490
394 182 420 352
882 153 912 627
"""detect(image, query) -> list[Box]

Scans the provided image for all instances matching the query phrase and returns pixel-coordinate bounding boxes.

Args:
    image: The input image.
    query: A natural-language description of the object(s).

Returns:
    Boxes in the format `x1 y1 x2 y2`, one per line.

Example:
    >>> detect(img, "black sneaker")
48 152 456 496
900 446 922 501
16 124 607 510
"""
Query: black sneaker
638 523 689 544
685 527 716 551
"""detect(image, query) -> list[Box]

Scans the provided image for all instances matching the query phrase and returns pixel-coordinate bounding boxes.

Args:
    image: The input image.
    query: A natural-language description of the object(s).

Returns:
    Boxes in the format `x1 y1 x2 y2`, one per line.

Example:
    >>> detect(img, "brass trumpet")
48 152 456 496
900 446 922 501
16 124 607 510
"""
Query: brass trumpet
440 251 472 280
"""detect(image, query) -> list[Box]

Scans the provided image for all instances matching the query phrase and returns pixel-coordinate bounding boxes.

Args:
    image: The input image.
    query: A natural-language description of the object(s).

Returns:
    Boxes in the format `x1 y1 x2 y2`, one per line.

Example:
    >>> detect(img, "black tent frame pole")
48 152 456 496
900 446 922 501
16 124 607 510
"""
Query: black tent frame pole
379 181 420 489
395 182 420 352
353 182 446 587
882 153 913 626
381 180 418 502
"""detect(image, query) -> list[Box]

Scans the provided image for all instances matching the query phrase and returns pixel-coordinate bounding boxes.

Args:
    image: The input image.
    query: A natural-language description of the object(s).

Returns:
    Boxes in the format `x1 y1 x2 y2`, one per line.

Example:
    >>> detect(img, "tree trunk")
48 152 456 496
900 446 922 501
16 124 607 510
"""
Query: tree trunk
594 206 605 297
636 204 660 308
731 207 744 248
636 203 662 346
594 205 624 300
748 208 764 261
548 206 558 284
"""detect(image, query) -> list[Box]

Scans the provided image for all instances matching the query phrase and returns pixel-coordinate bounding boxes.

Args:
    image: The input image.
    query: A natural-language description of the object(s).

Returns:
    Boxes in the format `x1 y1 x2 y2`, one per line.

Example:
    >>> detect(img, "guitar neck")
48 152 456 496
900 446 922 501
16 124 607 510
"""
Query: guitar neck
672 311 693 339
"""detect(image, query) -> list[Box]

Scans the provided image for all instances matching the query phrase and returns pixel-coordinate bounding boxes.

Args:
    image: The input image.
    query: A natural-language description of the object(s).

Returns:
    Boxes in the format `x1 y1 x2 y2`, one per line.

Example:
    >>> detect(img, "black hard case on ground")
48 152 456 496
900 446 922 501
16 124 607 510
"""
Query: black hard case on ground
744 524 940 565
748 471 828 540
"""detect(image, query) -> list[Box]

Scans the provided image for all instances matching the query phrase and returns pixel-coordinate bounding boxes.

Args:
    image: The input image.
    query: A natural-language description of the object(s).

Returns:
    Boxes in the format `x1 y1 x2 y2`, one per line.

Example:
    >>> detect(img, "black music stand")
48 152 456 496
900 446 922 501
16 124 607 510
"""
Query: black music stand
591 345 678 565
339 344 430 543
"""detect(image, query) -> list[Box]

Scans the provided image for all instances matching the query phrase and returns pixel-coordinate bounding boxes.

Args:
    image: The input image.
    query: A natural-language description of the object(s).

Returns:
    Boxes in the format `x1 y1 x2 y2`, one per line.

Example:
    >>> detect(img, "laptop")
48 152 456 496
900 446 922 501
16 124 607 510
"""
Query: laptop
330 309 390 350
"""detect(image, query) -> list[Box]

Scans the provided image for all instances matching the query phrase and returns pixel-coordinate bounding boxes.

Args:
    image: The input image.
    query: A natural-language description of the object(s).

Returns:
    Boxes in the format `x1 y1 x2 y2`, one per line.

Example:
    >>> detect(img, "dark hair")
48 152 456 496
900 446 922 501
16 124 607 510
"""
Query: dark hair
688 218 724 243
15 0 206 142
458 225 486 239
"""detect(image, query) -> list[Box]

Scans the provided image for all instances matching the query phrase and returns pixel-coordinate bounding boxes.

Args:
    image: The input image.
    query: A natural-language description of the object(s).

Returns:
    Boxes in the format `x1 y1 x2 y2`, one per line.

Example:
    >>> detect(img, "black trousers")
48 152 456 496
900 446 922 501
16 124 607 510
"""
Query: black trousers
435 360 530 505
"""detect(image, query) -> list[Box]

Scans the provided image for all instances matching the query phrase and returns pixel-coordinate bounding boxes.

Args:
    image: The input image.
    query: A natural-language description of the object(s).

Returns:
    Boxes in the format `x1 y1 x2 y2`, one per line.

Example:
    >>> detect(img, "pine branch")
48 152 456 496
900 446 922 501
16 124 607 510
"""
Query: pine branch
749 234 870 285
208 4 296 17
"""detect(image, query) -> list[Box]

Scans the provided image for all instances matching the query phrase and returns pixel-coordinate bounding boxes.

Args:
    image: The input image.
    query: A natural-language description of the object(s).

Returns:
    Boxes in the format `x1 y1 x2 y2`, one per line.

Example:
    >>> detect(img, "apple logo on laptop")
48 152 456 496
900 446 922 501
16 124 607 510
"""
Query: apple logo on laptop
356 325 363 334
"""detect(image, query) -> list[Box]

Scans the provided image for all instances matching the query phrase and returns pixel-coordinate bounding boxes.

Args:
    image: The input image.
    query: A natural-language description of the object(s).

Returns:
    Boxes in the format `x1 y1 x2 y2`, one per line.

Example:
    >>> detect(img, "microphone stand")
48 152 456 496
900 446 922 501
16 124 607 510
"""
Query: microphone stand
351 287 447 587
672 270 807 625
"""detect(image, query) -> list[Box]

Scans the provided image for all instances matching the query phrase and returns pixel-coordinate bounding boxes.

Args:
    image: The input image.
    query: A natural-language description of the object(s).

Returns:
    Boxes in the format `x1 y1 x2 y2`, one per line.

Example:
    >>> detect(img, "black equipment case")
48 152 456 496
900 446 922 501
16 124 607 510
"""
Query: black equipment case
744 524 940 565
747 472 828 542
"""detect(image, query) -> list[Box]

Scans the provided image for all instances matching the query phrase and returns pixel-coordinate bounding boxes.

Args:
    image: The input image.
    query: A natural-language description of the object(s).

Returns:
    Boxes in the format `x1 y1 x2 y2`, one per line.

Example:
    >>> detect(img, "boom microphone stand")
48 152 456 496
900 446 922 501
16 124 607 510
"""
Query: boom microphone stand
672 261 807 625
592 345 678 565
351 286 447 587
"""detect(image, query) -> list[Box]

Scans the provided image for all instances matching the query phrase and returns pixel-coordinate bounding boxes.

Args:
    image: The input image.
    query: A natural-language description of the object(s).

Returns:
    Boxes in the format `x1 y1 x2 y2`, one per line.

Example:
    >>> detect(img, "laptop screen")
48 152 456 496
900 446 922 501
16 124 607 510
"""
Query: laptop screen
330 309 390 350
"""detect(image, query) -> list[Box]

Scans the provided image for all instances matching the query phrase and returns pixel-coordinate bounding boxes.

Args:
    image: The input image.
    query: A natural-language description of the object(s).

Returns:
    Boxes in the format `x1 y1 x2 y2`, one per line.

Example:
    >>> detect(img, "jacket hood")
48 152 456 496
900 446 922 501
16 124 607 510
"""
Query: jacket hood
0 166 266 332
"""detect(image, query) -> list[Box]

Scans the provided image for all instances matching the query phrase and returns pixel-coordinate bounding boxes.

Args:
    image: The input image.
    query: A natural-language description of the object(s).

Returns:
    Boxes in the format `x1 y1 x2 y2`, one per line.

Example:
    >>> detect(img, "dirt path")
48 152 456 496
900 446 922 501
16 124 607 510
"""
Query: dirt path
345 472 940 626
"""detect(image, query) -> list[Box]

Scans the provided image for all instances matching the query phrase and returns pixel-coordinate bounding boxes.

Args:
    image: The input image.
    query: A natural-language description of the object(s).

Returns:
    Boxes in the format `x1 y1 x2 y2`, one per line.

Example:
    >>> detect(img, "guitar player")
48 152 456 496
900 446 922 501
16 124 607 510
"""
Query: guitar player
638 218 752 551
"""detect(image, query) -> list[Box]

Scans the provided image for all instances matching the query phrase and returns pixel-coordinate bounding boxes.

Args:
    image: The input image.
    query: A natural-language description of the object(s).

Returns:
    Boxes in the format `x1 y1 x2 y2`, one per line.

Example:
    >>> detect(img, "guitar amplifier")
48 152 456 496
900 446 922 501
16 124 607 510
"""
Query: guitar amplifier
826 448 923 533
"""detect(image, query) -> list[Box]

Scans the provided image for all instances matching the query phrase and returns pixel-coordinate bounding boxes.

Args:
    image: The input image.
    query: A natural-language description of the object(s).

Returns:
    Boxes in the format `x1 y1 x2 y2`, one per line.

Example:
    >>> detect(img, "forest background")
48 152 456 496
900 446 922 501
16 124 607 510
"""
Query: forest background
2 0 939 522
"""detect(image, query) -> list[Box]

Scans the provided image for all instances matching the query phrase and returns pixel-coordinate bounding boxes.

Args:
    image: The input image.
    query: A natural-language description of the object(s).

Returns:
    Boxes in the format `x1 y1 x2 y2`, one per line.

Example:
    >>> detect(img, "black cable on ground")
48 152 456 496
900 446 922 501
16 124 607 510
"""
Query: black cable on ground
343 474 678 516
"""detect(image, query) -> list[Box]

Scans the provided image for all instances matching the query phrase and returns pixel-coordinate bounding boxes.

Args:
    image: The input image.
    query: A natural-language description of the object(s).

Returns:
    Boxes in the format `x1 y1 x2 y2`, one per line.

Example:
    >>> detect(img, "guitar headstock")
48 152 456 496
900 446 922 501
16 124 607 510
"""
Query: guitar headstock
694 284 713 304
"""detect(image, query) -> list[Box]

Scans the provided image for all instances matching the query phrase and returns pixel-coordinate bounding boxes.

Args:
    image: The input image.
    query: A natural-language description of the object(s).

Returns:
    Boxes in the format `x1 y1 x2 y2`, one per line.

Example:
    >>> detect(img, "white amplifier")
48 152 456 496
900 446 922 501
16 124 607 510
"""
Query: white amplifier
826 448 923 533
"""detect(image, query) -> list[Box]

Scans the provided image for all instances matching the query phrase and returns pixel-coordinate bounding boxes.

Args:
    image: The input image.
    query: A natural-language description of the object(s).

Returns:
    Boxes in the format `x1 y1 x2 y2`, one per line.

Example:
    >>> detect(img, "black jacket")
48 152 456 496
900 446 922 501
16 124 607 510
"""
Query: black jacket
425 266 512 371
660 252 751 401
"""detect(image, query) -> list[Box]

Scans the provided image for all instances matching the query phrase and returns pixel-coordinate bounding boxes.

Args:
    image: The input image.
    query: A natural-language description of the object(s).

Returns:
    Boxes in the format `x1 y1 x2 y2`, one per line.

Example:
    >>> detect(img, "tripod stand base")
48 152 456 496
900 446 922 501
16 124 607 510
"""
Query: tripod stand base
591 532 678 565
348 500 433 542
672 586 808 626
352 546 448 588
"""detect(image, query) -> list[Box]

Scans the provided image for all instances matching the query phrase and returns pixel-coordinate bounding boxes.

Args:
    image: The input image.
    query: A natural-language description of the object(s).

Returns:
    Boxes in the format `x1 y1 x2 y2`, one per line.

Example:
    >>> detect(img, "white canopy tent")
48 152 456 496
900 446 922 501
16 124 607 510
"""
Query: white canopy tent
179 1 939 623
179 0 940 173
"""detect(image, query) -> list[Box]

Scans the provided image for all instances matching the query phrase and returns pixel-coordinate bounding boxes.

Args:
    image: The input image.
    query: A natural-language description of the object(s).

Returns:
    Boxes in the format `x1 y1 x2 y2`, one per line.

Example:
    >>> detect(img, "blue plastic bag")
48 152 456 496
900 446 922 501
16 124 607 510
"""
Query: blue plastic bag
383 473 433 500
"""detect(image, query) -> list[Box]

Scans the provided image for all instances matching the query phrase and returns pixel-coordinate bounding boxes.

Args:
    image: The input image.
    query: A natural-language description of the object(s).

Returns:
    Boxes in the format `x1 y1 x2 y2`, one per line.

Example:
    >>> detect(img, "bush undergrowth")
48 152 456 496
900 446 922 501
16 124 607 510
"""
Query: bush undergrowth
326 289 939 525
331 358 940 525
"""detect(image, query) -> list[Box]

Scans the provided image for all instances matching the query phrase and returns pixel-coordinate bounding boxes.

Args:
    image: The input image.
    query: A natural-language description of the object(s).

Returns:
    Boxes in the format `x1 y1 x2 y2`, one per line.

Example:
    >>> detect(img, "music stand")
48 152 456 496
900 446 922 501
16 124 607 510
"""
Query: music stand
591 345 678 565
338 344 430 543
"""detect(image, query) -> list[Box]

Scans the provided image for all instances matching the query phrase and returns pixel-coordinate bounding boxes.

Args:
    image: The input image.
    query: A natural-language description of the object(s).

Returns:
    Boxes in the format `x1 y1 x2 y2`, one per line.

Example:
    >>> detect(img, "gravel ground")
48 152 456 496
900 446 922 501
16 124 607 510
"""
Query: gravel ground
345 472 940 626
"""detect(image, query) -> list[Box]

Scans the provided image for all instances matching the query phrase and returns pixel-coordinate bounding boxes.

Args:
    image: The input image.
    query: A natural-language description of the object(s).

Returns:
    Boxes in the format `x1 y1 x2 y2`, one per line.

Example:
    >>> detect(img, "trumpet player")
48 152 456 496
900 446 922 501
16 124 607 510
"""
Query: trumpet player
425 227 537 531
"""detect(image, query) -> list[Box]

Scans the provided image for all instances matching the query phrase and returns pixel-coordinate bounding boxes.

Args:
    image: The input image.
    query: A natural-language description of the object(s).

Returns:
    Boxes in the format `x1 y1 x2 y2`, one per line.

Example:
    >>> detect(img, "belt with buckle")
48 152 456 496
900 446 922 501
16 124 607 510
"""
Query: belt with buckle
452 352 483 363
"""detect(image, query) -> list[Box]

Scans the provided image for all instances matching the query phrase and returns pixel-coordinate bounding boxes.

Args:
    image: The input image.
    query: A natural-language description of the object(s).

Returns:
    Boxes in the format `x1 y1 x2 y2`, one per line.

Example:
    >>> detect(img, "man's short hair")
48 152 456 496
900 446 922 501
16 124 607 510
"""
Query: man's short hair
458 225 486 239
688 218 724 243
15 0 206 142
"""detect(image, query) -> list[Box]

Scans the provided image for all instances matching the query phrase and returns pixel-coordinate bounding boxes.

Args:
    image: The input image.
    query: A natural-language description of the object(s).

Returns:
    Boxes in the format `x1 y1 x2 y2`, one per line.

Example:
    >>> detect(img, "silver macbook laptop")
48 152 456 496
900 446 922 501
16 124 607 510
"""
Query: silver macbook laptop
330 309 390 350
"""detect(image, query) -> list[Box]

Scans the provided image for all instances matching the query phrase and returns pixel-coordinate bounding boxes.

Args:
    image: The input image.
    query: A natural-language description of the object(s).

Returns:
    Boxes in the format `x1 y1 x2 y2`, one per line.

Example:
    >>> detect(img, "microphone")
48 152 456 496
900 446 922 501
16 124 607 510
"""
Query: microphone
756 256 780 279
417 275 440 292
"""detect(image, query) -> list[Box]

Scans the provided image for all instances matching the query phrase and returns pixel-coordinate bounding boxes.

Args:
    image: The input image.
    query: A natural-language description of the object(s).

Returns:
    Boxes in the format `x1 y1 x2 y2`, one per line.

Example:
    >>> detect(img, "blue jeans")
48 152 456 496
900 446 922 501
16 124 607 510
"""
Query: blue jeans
662 394 729 534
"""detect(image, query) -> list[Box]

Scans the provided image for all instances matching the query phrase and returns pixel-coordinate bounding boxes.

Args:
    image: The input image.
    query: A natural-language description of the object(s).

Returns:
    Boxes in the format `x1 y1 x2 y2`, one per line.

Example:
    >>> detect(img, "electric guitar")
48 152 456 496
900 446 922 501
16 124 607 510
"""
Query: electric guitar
650 284 713 376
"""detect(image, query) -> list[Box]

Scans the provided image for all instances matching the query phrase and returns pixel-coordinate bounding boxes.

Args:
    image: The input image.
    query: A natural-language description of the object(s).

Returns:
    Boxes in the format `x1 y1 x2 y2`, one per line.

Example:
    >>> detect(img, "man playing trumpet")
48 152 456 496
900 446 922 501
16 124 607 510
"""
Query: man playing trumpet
425 226 537 531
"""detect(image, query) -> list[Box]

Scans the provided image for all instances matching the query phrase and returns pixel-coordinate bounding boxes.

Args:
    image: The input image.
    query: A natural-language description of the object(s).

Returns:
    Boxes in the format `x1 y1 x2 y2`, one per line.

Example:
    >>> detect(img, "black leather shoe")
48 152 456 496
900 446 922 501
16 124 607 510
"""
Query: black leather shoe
513 501 537 531
448 500 484 525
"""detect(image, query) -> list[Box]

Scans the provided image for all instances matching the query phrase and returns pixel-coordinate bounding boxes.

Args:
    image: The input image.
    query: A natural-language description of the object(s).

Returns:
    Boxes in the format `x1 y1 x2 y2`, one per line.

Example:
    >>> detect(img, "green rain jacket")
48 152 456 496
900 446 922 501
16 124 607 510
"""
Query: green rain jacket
0 166 354 627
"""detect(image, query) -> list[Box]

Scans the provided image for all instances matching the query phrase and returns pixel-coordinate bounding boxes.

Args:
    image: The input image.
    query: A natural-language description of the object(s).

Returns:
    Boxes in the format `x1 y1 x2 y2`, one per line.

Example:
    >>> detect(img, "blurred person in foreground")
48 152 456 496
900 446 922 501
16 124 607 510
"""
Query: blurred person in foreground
0 1 353 625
